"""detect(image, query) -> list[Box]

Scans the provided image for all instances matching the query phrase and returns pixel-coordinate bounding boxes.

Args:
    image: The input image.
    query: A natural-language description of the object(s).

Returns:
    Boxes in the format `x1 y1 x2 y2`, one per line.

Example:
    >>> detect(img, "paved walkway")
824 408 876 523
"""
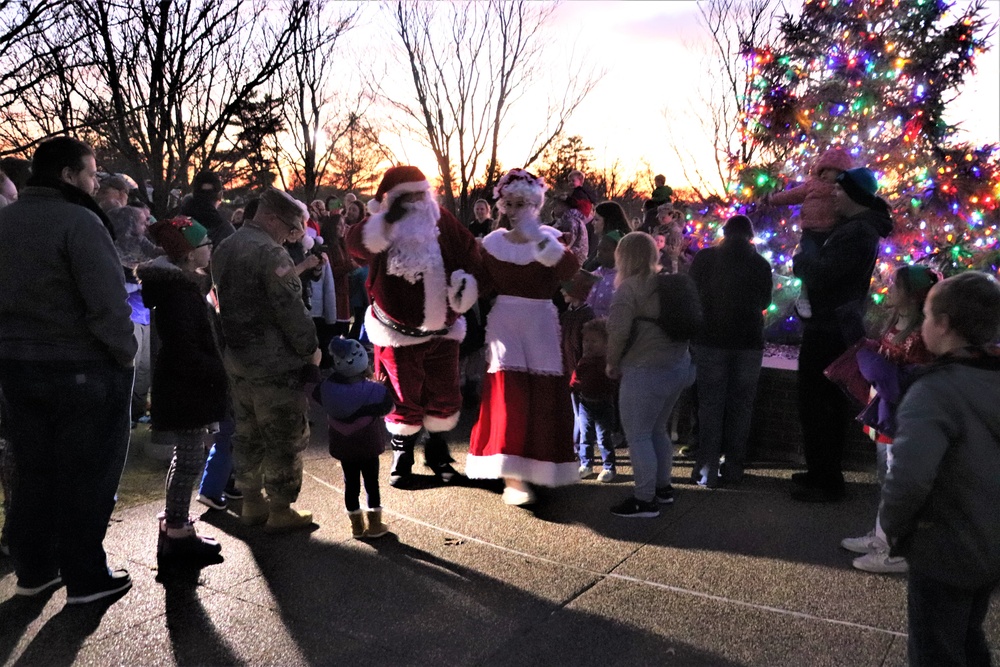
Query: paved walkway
2 409 998 666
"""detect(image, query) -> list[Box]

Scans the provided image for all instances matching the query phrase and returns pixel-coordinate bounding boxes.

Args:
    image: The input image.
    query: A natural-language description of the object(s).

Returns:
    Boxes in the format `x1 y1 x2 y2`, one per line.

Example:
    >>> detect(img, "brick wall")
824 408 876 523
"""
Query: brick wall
747 363 875 468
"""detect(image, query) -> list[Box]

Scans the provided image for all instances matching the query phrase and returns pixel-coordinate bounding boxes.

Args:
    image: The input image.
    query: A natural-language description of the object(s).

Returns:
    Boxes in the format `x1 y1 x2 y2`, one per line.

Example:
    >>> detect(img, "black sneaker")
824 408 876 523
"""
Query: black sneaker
15 575 63 597
610 497 660 518
65 569 132 605
223 482 243 500
196 494 227 511
655 486 675 504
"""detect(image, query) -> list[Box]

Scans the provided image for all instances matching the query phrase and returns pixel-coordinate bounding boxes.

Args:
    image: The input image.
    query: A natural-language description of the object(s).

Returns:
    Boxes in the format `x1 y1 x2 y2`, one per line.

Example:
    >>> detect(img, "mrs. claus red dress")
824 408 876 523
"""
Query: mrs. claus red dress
466 225 581 486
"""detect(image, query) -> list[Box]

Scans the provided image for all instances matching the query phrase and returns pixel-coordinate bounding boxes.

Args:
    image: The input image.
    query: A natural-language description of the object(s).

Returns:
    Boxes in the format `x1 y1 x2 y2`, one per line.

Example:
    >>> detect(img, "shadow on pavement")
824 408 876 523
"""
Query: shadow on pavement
6 594 122 667
160 569 244 667
229 524 748 666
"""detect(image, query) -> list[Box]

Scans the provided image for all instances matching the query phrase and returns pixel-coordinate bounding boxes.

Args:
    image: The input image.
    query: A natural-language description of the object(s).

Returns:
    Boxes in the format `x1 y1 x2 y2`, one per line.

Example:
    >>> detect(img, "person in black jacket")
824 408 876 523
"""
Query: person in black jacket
181 170 235 247
791 167 894 502
139 217 228 566
689 215 773 488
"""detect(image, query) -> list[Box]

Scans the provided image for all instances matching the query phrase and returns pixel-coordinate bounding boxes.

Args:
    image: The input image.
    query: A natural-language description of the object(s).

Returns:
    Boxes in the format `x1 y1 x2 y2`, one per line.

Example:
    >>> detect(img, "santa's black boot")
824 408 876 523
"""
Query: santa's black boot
389 433 419 488
425 432 461 484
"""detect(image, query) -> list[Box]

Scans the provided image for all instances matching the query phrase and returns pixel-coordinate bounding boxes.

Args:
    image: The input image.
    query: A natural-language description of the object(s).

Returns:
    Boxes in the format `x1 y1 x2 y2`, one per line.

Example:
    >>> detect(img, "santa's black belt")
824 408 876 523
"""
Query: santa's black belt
372 302 450 338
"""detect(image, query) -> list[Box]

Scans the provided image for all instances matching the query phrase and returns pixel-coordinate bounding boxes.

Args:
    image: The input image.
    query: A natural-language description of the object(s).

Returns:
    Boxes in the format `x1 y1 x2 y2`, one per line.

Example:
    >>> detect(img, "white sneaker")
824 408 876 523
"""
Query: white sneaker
840 529 885 554
578 465 593 480
502 486 536 506
597 469 616 483
794 296 813 319
852 549 908 574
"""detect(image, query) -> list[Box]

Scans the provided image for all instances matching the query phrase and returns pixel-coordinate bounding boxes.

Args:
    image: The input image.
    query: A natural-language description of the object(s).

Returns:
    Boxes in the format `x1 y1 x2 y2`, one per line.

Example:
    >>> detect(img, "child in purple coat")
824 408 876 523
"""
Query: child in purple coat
312 337 393 539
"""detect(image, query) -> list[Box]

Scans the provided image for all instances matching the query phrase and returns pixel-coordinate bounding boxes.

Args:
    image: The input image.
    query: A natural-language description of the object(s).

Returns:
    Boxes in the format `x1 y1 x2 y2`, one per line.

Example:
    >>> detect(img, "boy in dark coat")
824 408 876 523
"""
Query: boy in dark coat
880 272 1000 667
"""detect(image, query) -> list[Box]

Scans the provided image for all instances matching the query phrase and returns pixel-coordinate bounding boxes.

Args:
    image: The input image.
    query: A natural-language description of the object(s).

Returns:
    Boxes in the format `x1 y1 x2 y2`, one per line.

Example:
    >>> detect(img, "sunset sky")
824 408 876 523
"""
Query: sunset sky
365 0 1000 196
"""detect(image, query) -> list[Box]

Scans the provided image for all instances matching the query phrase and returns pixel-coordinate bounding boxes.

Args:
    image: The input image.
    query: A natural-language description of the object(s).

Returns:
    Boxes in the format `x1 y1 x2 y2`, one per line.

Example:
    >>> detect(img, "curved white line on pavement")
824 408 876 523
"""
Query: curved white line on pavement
304 470 907 640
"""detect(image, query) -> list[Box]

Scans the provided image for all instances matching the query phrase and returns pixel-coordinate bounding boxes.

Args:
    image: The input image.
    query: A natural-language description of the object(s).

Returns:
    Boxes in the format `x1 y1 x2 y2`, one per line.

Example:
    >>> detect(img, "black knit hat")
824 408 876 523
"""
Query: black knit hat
836 167 879 208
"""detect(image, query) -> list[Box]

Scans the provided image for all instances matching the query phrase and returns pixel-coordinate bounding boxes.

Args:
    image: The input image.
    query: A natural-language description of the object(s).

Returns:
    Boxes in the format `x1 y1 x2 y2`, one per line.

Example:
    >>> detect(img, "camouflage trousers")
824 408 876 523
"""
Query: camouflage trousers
229 370 309 503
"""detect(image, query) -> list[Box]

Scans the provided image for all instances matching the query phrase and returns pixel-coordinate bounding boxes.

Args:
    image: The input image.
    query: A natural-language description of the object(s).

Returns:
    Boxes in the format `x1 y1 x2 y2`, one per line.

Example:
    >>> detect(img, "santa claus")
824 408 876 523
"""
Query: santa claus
346 166 481 487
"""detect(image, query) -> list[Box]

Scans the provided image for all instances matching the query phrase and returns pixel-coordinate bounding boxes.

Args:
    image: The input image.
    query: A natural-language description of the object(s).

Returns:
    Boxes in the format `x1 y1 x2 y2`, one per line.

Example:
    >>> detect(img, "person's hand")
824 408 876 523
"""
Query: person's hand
310 348 322 366
385 197 409 224
298 254 321 273
605 364 621 380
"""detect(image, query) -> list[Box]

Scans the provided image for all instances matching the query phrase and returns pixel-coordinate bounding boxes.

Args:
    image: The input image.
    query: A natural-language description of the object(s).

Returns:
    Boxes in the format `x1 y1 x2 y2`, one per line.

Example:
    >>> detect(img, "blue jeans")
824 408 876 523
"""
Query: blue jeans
692 345 763 485
907 570 996 667
199 417 235 500
576 397 615 470
619 355 693 502
0 360 132 590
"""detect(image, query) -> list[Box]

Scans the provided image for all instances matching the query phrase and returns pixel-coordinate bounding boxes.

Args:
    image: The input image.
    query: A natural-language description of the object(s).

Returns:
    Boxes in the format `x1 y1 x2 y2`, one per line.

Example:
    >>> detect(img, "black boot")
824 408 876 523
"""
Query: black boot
389 433 419 488
157 521 223 566
424 432 461 484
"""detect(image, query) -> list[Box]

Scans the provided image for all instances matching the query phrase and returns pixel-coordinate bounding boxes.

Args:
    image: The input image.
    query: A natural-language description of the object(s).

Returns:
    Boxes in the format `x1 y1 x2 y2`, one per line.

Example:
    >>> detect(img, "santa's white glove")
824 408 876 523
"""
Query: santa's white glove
448 269 478 313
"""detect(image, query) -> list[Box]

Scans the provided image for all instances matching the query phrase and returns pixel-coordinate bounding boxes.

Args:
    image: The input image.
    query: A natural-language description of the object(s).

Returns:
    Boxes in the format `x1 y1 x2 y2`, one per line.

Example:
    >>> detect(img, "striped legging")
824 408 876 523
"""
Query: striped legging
164 429 209 527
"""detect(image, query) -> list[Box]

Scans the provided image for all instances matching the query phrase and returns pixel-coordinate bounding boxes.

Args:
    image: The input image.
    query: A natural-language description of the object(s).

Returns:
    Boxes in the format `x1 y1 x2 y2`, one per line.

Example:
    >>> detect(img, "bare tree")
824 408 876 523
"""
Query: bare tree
51 0 311 214
383 0 600 218
667 0 782 200
325 112 398 196
271 0 361 201
0 0 79 153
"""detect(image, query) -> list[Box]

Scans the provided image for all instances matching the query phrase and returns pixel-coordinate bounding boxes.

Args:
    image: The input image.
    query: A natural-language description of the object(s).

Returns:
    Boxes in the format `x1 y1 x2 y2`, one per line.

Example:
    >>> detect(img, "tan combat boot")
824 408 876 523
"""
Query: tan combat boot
239 489 269 527
265 497 314 532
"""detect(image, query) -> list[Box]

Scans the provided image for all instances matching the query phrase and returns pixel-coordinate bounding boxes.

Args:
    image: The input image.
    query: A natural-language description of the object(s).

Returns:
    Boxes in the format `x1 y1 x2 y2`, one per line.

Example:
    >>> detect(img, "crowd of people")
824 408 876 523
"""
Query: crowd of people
1 136 999 666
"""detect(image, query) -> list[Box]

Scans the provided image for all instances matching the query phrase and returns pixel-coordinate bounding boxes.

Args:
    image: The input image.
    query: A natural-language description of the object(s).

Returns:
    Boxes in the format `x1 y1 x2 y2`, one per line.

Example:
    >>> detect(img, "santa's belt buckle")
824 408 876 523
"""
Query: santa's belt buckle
373 303 449 338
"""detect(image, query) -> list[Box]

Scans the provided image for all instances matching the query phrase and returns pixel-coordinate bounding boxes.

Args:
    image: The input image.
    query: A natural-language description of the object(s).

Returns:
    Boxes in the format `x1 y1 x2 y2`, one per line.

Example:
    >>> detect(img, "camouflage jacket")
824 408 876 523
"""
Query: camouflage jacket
212 224 318 379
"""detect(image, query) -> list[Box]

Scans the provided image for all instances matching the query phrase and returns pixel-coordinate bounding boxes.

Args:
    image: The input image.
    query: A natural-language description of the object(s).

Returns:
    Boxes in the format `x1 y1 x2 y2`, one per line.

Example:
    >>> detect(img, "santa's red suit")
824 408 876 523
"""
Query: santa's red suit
346 166 481 484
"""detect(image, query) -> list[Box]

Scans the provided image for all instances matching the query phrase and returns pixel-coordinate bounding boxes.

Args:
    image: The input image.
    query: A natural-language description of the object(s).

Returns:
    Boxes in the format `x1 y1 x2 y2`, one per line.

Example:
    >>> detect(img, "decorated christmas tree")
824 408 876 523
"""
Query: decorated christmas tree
718 0 999 334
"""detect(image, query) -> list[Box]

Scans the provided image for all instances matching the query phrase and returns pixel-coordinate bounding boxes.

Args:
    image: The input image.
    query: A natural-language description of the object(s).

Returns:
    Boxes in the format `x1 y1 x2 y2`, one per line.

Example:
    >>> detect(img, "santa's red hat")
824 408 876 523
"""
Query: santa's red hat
367 166 431 214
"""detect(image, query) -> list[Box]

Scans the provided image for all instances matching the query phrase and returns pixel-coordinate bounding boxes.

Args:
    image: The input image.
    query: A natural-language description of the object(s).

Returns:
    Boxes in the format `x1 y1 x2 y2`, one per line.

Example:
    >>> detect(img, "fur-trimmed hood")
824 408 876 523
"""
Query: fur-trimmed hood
136 256 211 309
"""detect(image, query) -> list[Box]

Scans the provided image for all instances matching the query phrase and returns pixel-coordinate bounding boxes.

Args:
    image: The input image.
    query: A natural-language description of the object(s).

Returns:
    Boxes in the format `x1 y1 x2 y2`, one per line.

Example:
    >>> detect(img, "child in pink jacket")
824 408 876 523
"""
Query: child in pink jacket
765 147 854 318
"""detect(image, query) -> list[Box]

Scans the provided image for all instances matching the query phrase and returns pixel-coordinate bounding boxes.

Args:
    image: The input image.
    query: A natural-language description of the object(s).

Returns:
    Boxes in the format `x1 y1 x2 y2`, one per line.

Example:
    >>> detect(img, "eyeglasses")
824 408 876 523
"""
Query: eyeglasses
197 240 213 248
277 213 302 232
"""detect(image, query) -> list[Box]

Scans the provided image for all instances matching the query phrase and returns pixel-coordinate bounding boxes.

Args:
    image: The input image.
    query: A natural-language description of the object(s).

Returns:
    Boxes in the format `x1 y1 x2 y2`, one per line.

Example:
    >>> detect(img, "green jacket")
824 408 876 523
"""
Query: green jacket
212 224 317 379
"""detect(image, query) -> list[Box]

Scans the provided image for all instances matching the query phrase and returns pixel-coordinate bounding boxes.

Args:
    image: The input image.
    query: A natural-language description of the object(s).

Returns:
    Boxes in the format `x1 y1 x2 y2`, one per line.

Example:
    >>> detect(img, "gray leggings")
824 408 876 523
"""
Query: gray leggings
164 429 208 527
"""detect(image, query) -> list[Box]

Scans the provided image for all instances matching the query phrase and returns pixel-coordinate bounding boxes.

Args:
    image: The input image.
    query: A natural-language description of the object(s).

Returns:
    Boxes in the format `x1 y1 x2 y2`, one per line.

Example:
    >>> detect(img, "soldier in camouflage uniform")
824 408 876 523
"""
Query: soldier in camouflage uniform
212 188 321 531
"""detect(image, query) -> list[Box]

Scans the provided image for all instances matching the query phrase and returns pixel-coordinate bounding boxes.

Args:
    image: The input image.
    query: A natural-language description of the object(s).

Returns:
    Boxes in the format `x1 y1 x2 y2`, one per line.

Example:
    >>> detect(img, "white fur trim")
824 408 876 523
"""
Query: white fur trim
423 411 460 433
536 235 567 267
464 454 580 487
361 213 392 254
364 308 466 348
368 179 432 215
385 421 422 436
418 244 448 331
447 270 478 314
482 226 565 266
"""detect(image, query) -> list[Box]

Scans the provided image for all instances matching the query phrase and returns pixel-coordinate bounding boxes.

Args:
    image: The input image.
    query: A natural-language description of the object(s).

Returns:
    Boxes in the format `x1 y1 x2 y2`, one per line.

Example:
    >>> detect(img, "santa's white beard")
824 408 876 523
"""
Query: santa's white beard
386 198 444 284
